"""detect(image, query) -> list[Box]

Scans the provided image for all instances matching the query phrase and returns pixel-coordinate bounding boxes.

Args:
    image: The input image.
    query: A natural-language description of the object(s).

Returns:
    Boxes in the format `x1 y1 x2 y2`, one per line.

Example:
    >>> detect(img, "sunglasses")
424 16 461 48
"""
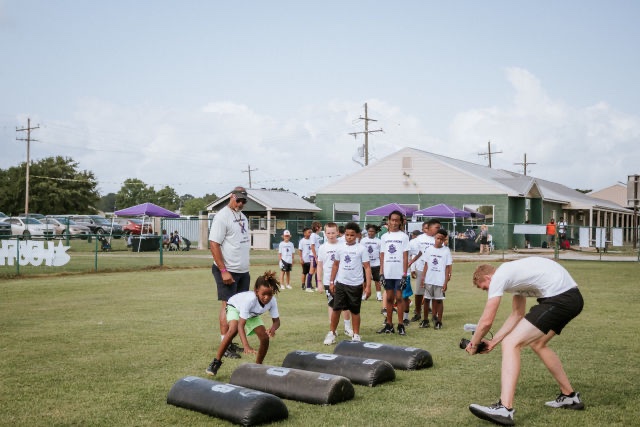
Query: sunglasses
235 197 247 204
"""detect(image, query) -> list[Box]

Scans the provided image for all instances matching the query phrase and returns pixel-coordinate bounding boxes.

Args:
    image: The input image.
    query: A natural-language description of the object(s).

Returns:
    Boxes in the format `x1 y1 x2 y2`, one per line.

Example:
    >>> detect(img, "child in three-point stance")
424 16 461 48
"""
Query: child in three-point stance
206 271 281 376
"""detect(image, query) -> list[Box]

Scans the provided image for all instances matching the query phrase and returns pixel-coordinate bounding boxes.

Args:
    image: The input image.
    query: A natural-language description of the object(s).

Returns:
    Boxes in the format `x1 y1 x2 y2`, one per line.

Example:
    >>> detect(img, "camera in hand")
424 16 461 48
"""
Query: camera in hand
459 338 487 352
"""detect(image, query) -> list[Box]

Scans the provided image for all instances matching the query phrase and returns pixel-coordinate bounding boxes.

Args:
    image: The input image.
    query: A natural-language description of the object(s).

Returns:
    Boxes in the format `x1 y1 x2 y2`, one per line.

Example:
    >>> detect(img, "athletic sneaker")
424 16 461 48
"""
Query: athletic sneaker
205 358 223 376
352 334 361 342
280 285 286 290
381 308 387 316
224 348 241 359
435 321 443 330
305 287 315 293
344 328 354 338
286 284 292 289
419 319 430 328
228 342 244 353
469 401 515 426
377 323 395 334
545 392 585 410
323 331 337 345
410 313 421 322
403 318 410 326
376 295 383 301
398 324 406 336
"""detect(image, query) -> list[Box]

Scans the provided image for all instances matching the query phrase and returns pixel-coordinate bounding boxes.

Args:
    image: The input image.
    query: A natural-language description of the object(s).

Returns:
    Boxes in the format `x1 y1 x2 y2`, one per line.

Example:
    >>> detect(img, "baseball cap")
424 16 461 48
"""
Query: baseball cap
283 230 291 236
231 189 248 198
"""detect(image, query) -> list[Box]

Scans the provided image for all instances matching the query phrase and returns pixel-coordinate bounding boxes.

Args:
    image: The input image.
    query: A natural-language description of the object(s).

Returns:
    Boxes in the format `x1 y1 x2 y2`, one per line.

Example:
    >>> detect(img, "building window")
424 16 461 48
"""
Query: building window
402 156 412 170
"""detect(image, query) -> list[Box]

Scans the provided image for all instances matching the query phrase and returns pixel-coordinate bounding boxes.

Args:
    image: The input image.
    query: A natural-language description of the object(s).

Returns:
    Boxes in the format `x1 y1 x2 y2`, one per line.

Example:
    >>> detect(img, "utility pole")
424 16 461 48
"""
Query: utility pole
16 118 39 216
348 102 383 166
478 141 502 168
242 164 258 188
514 153 536 176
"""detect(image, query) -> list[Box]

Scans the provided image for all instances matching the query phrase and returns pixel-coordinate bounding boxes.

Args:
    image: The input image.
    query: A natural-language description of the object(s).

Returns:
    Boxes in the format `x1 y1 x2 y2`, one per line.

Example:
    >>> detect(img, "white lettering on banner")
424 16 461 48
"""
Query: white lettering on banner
266 367 290 377
0 240 71 267
316 354 338 361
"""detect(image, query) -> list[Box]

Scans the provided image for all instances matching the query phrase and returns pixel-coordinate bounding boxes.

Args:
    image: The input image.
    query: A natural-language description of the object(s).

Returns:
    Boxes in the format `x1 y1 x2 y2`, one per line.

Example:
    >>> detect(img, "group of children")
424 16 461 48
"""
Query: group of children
206 211 453 377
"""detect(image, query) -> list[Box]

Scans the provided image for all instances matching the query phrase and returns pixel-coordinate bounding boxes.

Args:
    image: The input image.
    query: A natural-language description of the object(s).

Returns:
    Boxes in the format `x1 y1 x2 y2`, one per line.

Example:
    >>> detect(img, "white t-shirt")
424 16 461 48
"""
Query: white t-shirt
318 241 341 286
309 233 320 256
423 245 453 286
488 257 578 299
228 290 279 319
335 242 369 286
380 230 409 279
298 237 312 263
414 233 435 273
278 241 294 264
408 238 421 273
360 236 381 267
208 206 251 273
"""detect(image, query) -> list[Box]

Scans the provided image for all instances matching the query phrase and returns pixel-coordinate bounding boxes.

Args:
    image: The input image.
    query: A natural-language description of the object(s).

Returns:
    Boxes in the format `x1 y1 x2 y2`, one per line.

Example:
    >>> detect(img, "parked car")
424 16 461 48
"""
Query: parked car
112 218 153 235
2 217 54 239
41 217 91 239
0 217 11 239
0 211 8 219
70 215 123 238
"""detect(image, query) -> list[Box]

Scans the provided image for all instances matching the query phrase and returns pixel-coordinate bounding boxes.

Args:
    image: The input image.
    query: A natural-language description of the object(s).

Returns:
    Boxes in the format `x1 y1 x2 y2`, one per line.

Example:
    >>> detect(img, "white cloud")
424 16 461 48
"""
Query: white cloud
449 67 640 190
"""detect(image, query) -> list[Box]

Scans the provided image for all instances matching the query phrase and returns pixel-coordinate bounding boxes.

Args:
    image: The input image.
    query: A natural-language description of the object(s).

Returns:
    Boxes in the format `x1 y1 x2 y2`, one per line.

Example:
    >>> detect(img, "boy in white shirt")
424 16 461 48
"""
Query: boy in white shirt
378 210 410 335
360 224 382 301
318 222 353 344
418 229 453 329
278 230 294 289
298 227 313 292
328 222 372 343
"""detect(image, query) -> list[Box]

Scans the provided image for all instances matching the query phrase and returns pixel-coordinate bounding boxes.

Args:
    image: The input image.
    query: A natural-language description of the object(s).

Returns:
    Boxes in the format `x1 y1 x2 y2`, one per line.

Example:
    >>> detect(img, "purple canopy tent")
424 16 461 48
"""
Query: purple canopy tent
115 203 179 253
464 206 486 219
114 202 180 218
414 204 471 252
366 203 418 217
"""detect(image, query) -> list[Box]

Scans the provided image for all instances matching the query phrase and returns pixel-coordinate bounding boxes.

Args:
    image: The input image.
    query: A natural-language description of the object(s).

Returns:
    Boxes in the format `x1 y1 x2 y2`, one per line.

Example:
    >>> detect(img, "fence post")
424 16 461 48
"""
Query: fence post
15 236 20 276
94 235 99 272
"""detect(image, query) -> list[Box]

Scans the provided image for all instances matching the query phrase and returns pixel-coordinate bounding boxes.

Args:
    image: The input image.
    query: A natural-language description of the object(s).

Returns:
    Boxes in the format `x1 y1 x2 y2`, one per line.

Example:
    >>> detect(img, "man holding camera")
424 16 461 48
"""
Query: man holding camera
466 257 584 426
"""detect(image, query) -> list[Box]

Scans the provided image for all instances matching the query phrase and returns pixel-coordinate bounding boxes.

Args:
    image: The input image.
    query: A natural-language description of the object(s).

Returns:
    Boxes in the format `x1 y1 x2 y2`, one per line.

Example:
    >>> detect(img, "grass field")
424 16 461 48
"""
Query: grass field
1 260 639 426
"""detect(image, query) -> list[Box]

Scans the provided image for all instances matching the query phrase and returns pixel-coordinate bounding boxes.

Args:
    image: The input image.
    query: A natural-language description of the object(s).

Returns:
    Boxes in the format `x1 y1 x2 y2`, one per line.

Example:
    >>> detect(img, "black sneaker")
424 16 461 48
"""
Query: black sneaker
419 319 430 328
205 358 223 376
435 321 443 330
223 348 241 359
398 324 406 335
228 342 244 353
377 323 395 334
403 318 410 326
410 313 421 322
469 400 515 426
545 392 585 410
381 308 387 315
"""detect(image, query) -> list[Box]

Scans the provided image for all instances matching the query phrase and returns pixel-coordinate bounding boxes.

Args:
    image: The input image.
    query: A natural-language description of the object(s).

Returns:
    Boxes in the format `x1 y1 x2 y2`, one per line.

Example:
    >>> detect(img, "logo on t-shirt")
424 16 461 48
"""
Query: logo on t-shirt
368 245 373 254
344 254 352 263
388 244 397 254
431 257 439 266
330 254 335 261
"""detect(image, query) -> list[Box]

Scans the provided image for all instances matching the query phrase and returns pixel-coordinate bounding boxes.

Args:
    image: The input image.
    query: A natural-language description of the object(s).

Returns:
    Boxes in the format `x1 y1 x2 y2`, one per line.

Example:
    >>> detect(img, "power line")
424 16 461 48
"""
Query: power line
242 164 258 188
514 153 536 176
478 141 502 168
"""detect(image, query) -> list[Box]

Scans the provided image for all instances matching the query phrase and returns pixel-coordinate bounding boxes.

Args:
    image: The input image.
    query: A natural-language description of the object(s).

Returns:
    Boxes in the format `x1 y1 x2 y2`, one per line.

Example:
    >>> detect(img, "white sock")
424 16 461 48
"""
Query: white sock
220 335 225 342
344 319 352 330
403 312 409 320
377 291 382 299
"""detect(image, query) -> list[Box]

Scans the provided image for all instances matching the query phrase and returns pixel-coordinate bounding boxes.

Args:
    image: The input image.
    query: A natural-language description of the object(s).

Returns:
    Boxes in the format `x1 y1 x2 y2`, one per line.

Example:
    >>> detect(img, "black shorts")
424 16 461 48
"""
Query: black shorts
212 264 251 302
333 282 363 314
370 265 381 282
302 262 310 275
280 261 292 272
525 287 583 335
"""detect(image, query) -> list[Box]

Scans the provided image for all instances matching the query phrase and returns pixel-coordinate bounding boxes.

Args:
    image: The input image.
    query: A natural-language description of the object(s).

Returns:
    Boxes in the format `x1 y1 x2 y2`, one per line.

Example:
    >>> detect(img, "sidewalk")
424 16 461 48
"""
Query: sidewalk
452 247 639 262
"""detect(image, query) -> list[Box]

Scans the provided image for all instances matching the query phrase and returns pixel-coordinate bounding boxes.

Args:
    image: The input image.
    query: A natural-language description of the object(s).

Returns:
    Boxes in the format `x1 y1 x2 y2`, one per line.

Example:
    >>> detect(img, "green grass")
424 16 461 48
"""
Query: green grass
1 260 639 426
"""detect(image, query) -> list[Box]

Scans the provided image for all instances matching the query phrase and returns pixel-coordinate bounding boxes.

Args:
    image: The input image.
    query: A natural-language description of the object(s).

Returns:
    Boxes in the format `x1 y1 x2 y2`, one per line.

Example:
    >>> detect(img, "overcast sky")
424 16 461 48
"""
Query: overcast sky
1 1 639 199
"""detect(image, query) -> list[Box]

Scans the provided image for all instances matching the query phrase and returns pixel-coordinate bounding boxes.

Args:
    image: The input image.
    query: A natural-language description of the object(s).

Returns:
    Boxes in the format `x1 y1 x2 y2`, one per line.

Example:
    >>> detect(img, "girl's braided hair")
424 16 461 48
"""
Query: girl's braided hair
255 270 280 294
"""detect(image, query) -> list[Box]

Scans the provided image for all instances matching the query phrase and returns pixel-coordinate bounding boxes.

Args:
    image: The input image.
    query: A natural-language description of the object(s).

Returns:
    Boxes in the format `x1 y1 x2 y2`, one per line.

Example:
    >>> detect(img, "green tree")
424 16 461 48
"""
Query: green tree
98 192 117 213
180 193 218 215
156 186 180 210
115 179 155 208
0 156 99 215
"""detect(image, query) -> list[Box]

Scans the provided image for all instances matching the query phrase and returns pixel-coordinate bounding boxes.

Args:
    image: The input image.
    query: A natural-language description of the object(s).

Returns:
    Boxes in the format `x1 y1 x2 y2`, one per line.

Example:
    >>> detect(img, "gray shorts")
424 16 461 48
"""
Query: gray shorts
424 284 445 300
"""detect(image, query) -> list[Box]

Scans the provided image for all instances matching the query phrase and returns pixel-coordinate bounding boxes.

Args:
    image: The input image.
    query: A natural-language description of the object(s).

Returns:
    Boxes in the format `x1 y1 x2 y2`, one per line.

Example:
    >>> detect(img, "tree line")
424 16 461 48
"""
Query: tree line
0 156 217 216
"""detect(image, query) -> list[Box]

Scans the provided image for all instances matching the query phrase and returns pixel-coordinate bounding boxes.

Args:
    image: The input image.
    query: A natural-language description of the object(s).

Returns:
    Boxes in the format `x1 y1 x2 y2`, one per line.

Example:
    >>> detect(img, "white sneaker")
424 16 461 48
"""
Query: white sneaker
286 285 292 289
469 401 514 426
545 392 584 410
305 288 315 293
323 331 336 345
376 296 383 301
352 334 361 342
280 285 286 290
344 328 354 338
